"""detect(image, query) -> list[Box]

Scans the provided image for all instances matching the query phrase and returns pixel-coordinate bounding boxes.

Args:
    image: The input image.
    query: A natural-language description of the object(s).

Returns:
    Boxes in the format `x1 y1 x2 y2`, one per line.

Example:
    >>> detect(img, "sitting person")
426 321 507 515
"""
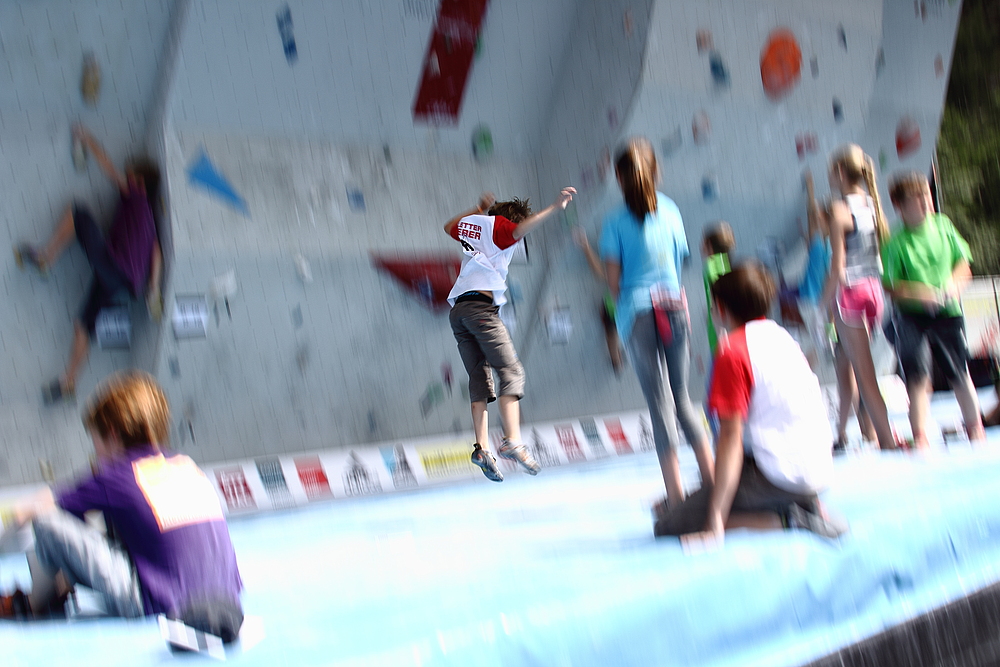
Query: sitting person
0 371 243 643
15 124 163 404
654 263 845 546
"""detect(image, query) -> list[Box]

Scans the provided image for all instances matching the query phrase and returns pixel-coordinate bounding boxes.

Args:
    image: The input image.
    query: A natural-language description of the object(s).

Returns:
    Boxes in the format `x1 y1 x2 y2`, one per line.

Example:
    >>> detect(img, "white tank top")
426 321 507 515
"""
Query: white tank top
842 193 882 285
447 214 518 306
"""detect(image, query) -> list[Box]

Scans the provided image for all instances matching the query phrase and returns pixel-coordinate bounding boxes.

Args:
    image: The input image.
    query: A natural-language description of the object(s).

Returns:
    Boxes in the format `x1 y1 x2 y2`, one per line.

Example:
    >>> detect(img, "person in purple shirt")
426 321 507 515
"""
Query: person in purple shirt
0 371 243 642
14 124 163 405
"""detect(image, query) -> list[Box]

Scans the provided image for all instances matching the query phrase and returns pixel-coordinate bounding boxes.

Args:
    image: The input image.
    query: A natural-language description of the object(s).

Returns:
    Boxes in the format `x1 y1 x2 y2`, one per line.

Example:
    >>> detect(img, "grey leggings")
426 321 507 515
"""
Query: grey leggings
626 309 707 458
33 509 144 617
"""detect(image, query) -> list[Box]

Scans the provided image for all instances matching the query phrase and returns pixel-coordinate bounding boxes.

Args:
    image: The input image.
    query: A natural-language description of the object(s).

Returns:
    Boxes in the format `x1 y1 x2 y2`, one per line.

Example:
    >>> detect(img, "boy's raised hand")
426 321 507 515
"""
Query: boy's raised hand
478 192 496 213
555 187 576 210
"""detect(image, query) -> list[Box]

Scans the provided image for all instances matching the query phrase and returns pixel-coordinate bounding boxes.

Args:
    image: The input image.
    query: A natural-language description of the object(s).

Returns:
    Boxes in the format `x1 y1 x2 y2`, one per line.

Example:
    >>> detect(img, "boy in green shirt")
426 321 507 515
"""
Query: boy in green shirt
882 171 985 447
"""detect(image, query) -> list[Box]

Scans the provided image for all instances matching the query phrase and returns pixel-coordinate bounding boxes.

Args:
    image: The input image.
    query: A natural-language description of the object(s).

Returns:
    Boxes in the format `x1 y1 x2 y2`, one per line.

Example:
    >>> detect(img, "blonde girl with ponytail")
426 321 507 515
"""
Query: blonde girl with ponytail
822 144 897 451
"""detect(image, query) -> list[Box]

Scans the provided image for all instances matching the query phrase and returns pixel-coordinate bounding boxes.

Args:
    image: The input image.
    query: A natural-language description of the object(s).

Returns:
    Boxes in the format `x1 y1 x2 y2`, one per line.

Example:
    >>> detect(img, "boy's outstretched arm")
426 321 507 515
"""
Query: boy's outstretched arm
73 124 128 193
444 192 495 237
512 187 576 241
681 415 743 548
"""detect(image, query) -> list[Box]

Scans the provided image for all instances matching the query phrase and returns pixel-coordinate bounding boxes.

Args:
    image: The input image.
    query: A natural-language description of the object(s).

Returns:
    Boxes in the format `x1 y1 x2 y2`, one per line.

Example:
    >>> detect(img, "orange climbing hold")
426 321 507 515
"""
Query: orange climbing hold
760 29 802 100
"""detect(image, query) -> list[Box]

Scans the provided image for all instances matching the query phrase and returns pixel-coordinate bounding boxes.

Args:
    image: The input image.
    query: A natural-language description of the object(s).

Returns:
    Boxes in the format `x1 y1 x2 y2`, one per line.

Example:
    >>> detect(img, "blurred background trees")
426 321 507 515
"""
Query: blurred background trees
938 0 1000 274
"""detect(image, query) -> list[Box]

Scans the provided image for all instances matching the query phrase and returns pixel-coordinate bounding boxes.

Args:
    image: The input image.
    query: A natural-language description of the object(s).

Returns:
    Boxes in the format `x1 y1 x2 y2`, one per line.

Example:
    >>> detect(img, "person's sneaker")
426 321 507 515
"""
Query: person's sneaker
497 438 540 475
471 444 503 482
786 503 848 539
13 244 48 277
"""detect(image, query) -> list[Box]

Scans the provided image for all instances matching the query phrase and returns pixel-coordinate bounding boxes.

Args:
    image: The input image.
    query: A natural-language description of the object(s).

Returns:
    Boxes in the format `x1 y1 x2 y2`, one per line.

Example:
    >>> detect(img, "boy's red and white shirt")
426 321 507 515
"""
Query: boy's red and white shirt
709 318 834 494
448 214 520 306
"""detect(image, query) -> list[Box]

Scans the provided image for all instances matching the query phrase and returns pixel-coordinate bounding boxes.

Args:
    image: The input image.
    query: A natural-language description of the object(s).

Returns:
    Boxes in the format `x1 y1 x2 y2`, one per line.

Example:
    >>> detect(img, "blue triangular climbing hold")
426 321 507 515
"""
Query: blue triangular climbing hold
187 148 249 215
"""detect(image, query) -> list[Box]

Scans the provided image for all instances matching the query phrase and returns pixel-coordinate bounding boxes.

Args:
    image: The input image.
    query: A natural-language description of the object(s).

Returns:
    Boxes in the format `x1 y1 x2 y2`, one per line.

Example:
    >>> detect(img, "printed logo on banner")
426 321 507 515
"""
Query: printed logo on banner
380 445 417 489
603 419 633 455
294 457 332 500
555 425 585 461
638 416 655 452
418 443 475 479
579 418 609 457
215 468 255 511
344 451 382 496
531 428 560 467
255 457 295 508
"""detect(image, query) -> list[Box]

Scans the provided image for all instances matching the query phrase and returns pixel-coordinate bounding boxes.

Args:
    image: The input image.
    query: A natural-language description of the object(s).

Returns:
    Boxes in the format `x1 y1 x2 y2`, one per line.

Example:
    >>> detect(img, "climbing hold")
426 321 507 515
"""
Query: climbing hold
472 125 493 160
709 52 729 87
81 52 101 106
692 111 711 145
760 29 802 100
896 116 921 159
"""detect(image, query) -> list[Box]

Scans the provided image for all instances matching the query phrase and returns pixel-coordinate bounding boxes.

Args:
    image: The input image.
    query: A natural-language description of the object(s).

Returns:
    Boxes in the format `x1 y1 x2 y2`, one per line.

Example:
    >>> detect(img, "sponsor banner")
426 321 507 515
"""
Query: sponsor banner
316 449 392 498
416 440 480 481
0 409 668 527
194 410 656 516
379 444 419 490
962 278 1000 357
214 466 257 513
255 457 296 509
294 456 333 501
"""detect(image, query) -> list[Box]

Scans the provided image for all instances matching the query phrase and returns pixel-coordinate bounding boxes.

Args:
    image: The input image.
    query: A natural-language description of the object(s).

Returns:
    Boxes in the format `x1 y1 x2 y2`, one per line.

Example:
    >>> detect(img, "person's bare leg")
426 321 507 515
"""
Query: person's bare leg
693 441 715 487
39 205 77 267
834 346 858 443
857 398 877 443
725 511 783 531
659 448 685 508
951 372 986 442
838 321 896 450
498 395 521 443
61 322 90 391
471 401 489 448
907 377 933 448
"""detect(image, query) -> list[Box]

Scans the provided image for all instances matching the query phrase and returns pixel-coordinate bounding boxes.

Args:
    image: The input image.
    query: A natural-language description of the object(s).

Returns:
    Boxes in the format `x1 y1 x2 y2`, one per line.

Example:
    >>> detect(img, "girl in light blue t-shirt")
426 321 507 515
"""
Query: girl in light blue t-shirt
599 138 714 507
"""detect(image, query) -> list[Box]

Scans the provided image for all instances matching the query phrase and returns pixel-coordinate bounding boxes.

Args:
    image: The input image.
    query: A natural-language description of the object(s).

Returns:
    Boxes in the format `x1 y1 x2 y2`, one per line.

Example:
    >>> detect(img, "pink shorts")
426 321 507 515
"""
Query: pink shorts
836 277 884 329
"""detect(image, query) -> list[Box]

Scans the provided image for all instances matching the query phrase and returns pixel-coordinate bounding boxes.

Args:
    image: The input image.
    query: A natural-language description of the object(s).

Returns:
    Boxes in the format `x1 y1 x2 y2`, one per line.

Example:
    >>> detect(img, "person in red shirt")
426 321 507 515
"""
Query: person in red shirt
444 187 575 481
655 263 846 547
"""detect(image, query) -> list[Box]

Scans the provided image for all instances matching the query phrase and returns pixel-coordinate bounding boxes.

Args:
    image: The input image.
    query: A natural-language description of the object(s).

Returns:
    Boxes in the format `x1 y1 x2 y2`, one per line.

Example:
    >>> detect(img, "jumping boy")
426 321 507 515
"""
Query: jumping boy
445 187 576 481
15 124 163 405
0 371 243 644
882 171 985 447
654 263 844 546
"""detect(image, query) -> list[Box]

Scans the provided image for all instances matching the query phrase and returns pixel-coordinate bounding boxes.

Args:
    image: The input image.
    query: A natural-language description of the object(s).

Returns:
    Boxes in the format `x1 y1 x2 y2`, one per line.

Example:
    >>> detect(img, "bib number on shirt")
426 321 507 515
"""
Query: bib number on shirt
133 455 225 532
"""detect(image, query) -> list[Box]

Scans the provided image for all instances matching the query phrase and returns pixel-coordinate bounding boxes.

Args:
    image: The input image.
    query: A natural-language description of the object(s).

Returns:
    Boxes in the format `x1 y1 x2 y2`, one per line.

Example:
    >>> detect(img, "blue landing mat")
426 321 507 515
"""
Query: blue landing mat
3 426 1000 666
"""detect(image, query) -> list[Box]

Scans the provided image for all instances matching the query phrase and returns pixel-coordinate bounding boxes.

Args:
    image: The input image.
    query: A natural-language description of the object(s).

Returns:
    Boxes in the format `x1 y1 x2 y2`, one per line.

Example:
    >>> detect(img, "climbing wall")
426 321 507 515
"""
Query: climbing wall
0 0 177 487
538 0 963 395
0 0 963 483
